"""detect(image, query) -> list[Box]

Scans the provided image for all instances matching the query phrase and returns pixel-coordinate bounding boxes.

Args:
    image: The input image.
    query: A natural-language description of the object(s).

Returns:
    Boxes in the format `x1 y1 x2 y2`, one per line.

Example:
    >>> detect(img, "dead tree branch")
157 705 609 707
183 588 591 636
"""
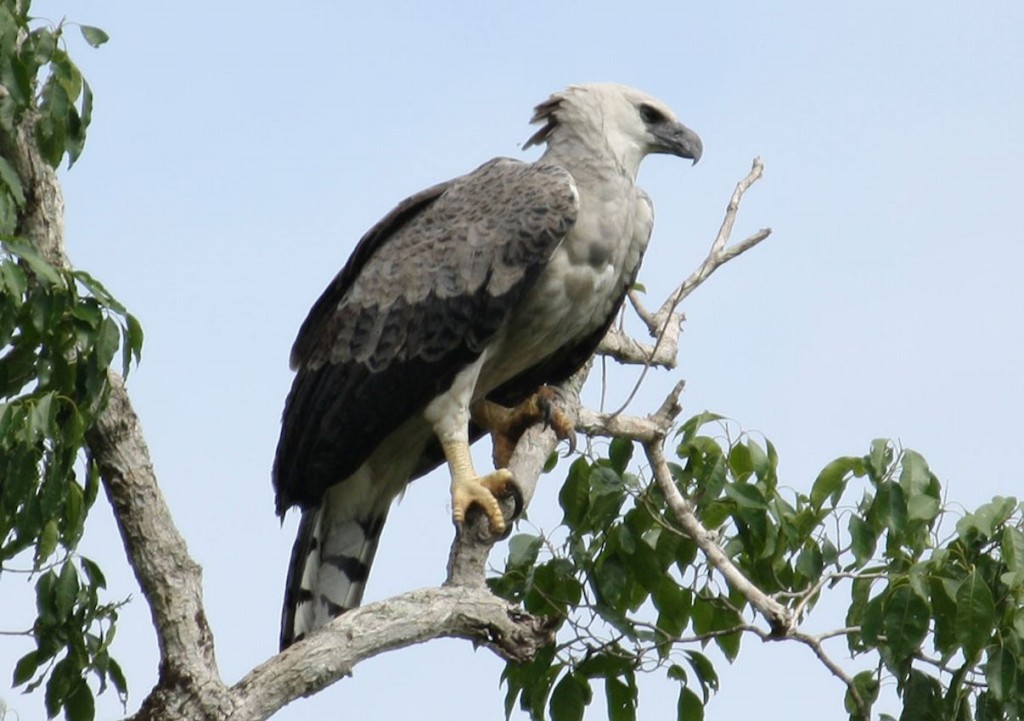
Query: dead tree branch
231 587 556 721
596 158 771 370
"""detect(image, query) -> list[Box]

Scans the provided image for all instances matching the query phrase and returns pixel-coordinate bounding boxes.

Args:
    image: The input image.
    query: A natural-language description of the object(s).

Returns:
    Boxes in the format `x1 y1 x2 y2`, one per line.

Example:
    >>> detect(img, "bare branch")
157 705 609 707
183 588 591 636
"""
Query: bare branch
230 587 556 721
88 374 226 697
643 439 793 634
627 290 658 331
598 326 678 368
788 630 868 717
576 379 686 442
654 158 771 324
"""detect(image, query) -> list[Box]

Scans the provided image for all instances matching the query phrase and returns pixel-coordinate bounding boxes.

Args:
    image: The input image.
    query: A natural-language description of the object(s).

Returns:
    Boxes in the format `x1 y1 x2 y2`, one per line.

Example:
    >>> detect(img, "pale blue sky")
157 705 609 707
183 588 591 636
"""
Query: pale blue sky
3 1 1024 719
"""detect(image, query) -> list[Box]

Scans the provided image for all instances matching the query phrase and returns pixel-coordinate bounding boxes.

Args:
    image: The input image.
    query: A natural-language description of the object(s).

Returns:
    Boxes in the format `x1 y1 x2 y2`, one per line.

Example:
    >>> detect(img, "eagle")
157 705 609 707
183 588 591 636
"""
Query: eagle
274 83 702 649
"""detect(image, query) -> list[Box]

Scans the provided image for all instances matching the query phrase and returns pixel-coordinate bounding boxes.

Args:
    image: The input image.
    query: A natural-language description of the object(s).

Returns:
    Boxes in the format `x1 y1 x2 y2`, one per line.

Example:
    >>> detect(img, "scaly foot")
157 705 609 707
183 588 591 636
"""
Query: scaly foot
442 440 515 534
451 468 514 534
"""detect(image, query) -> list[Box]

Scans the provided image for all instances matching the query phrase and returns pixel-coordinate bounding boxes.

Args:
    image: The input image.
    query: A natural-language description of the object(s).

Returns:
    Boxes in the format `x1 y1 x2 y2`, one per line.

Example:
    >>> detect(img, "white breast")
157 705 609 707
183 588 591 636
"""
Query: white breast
478 178 654 394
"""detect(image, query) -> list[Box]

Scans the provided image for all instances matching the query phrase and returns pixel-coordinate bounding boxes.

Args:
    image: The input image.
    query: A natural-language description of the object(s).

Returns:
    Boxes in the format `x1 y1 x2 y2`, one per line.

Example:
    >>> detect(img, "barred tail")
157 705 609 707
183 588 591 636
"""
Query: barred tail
279 503 388 650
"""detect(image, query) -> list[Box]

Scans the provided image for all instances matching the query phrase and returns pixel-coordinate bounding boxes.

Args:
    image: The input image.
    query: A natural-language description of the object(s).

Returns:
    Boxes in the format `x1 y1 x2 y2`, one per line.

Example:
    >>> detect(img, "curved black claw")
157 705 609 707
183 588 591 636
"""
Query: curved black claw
497 481 525 540
537 389 577 456
563 429 578 457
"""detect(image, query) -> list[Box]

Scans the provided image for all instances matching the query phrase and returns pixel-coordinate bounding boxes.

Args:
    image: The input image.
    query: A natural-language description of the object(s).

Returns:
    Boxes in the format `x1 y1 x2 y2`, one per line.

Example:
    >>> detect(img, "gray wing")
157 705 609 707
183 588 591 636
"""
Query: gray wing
273 158 579 513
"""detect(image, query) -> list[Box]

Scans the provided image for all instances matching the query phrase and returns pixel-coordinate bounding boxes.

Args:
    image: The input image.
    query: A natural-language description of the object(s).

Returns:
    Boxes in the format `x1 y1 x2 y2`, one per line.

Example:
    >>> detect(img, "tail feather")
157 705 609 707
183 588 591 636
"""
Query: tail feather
280 505 388 650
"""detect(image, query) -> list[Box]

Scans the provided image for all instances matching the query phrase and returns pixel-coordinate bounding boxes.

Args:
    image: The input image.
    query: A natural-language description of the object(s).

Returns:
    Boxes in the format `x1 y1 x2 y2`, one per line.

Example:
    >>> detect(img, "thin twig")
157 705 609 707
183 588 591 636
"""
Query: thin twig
654 158 771 323
788 630 868 718
643 439 793 634
598 158 771 419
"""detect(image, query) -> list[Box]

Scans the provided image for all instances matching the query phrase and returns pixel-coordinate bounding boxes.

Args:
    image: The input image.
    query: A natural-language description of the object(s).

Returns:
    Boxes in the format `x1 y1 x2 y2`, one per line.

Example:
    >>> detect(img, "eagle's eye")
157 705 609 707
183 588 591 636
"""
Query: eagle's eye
639 103 666 125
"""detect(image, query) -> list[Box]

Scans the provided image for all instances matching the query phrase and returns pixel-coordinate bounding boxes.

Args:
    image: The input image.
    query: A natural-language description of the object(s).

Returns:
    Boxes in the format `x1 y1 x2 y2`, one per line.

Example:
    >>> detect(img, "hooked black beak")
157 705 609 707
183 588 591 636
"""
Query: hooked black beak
652 122 703 165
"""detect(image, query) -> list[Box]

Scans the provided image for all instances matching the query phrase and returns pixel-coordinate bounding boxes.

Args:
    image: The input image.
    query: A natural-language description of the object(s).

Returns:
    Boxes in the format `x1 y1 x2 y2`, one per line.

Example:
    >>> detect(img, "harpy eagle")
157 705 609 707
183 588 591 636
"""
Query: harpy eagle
274 83 702 648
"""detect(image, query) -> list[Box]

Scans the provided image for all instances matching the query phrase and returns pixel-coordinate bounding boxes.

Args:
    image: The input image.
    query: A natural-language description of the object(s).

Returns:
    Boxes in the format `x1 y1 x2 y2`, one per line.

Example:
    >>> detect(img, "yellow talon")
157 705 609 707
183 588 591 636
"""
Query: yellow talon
442 440 513 534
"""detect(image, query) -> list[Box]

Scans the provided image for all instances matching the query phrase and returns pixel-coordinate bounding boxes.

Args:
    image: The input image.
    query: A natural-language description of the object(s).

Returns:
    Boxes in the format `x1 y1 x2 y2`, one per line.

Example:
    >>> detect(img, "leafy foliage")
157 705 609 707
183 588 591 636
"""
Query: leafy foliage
1 239 138 719
1 1 105 236
491 416 1024 720
0 3 104 159
2 6 129 719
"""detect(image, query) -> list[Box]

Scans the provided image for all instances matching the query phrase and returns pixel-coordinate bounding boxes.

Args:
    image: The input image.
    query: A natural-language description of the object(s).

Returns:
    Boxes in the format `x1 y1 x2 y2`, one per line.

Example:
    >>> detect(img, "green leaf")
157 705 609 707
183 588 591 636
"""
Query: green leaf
37 518 59 563
848 515 877 567
955 569 995 661
874 481 907 535
711 605 742 661
588 466 626 529
956 496 1018 541
795 542 824 582
549 673 590 721
882 586 930 660
45 658 72 719
811 456 856 510
866 439 892 482
73 269 124 313
95 315 120 369
507 533 542 569
79 556 107 590
0 155 25 207
595 553 629 608
858 593 884 646
6 238 64 285
54 560 80 622
678 411 724 444
653 580 691 643
727 442 754 481
65 678 95 721
746 438 770 480
12 650 39 686
683 650 719 700
608 437 633 474
899 670 942 721
63 481 85 545
724 482 766 509
898 450 931 494
107 658 127 697
984 643 1017 702
126 312 144 366
605 675 636 721
79 25 109 48
906 494 940 523
1001 526 1024 574
844 670 879 717
559 458 590 527
928 575 958 656
676 686 704 721
1 255 28 296
526 559 581 615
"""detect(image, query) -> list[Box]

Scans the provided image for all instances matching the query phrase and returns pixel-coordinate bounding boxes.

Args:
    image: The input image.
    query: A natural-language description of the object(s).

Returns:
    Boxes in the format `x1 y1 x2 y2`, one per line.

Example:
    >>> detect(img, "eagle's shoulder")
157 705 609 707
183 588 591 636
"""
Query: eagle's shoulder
290 158 578 371
288 177 452 369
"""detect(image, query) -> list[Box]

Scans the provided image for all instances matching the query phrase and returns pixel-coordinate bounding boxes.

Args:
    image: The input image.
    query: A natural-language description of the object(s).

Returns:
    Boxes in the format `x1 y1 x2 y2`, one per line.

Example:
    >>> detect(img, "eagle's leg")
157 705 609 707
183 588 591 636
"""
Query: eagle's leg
472 386 576 468
442 440 513 535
